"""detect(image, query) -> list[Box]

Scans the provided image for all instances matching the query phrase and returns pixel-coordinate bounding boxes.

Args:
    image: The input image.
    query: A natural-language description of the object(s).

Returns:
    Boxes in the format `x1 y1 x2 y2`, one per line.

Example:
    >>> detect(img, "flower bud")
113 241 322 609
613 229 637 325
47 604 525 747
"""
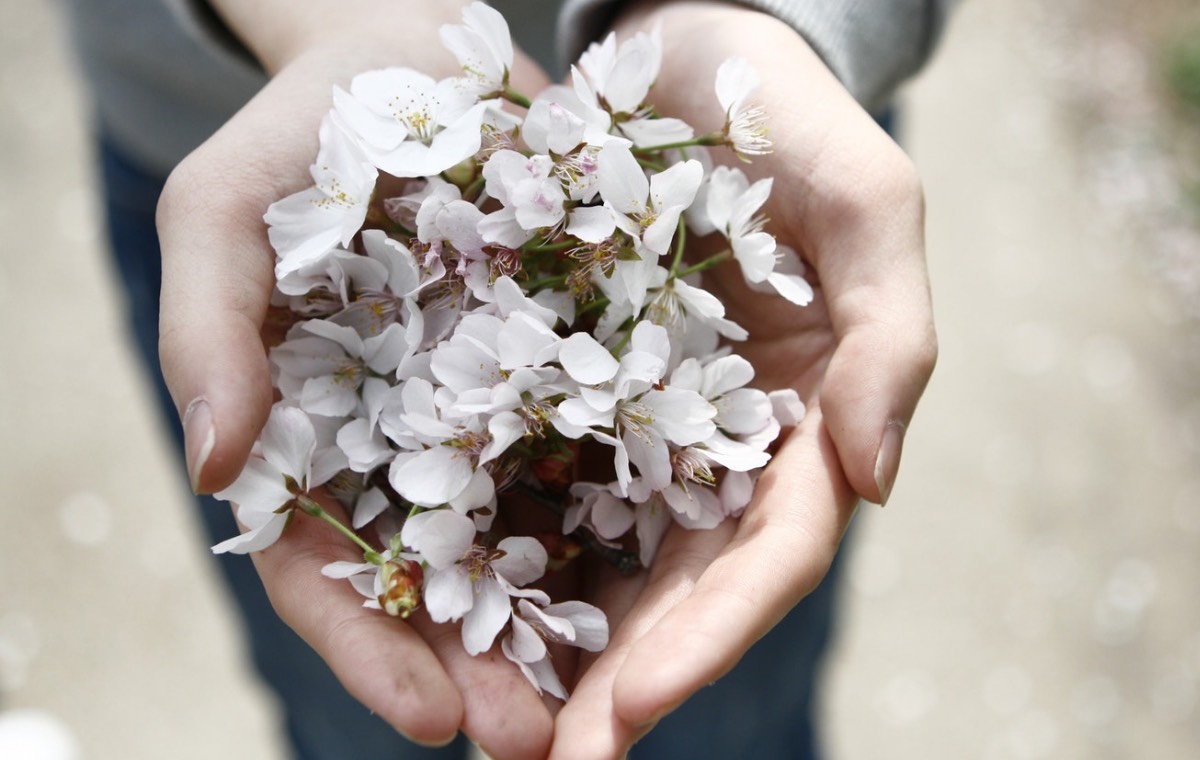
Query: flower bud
378 559 424 618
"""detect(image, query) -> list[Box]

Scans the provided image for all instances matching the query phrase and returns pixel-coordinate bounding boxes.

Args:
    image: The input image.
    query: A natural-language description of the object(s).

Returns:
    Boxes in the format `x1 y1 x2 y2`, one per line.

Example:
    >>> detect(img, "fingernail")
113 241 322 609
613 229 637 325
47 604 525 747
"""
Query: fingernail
873 420 906 507
184 398 215 493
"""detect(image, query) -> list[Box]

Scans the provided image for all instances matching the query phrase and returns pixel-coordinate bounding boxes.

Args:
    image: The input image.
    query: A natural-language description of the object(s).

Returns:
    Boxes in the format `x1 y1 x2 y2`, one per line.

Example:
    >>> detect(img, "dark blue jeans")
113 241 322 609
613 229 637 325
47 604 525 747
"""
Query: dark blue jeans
101 138 847 760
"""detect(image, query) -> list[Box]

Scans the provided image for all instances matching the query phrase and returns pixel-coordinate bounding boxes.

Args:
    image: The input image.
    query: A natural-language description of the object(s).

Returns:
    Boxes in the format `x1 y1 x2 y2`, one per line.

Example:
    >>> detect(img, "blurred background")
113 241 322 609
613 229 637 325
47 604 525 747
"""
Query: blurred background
2 0 1199 757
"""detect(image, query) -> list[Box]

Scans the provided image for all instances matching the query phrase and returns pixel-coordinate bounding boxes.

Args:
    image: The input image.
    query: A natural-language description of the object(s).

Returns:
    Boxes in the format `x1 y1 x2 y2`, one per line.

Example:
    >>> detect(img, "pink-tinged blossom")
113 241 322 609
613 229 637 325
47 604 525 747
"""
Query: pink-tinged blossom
479 150 564 247
265 112 377 280
525 86 621 204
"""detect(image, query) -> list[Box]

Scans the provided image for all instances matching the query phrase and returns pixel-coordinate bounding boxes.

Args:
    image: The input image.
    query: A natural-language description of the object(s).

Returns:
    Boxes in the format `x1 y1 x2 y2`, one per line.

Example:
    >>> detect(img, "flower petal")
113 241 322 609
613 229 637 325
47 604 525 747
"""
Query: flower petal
424 565 475 623
591 491 635 540
351 487 391 530
509 614 548 663
635 499 671 567
462 578 511 655
215 457 292 516
259 406 317 486
492 536 548 588
211 512 288 555
541 601 609 651
390 445 475 507
597 142 648 215
559 332 619 385
400 509 474 568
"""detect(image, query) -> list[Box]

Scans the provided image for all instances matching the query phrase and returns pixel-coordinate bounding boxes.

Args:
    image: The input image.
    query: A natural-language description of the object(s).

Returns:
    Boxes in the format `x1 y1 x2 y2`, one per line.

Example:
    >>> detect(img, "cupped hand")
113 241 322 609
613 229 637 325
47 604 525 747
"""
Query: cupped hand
154 7 558 756
550 3 937 757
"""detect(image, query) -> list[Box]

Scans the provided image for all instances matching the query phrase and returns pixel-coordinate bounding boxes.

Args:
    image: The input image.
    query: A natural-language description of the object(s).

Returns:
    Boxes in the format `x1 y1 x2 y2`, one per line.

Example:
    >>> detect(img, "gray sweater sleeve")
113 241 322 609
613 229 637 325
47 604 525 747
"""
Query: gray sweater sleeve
558 0 959 111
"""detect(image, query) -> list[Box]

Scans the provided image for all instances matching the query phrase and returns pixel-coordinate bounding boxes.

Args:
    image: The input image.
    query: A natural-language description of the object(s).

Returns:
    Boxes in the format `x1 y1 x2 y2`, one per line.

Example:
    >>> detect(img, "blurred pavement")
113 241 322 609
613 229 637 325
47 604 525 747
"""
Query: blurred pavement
1 1 1198 758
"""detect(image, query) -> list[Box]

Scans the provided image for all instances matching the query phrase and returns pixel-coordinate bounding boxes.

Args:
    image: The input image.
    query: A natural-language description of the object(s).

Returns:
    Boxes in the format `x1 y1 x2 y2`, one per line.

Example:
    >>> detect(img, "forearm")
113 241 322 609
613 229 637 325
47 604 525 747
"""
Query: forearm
205 0 473 74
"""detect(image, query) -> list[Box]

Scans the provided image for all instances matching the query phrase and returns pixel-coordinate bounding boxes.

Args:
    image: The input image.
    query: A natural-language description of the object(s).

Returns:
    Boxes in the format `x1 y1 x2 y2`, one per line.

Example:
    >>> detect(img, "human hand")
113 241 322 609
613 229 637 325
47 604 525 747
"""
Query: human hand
155 2 559 756
549 3 937 756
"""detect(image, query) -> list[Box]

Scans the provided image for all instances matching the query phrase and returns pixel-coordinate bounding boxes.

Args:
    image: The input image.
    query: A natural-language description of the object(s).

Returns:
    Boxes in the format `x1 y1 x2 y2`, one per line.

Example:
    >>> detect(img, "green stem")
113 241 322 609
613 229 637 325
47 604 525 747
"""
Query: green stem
577 296 611 316
667 217 688 277
632 132 724 155
296 494 383 564
608 318 638 356
523 239 576 253
502 87 532 109
463 175 487 203
674 250 731 280
525 274 568 291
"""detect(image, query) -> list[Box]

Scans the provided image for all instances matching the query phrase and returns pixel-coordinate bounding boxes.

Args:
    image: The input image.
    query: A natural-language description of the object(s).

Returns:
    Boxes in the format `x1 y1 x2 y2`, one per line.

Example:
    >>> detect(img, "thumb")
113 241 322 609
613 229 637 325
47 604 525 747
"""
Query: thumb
156 154 276 494
156 64 330 493
804 147 938 506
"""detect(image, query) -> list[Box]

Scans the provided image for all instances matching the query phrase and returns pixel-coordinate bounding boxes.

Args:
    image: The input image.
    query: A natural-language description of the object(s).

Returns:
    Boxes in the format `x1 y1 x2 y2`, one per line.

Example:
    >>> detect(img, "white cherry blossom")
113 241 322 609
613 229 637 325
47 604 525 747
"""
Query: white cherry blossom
334 68 488 178
265 112 377 280
401 510 547 654
598 142 703 257
555 322 716 492
576 29 661 116
213 406 336 554
706 166 813 304
439 2 514 97
715 56 772 158
502 597 608 697
272 318 416 418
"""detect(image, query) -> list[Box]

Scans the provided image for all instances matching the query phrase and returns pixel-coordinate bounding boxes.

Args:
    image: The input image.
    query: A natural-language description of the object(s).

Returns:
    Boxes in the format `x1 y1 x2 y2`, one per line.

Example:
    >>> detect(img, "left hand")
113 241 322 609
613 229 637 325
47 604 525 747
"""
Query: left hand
549 3 937 756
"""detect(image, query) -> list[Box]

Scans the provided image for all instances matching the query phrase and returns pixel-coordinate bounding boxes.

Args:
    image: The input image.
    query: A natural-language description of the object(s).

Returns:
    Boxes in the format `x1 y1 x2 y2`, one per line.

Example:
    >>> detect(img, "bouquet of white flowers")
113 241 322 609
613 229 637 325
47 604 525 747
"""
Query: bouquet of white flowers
211 2 812 699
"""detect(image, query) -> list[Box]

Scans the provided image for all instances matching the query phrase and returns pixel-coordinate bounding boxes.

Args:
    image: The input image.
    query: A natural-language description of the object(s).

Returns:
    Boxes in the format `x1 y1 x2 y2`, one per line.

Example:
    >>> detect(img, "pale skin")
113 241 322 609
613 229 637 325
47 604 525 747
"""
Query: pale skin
156 1 936 758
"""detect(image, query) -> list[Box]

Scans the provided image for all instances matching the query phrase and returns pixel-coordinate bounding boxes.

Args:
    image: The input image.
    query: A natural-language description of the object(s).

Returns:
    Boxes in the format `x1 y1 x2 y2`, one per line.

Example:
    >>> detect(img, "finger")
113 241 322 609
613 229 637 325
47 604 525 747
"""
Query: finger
550 521 734 760
610 409 857 726
795 135 937 506
759 43 936 507
251 502 463 746
407 614 555 760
